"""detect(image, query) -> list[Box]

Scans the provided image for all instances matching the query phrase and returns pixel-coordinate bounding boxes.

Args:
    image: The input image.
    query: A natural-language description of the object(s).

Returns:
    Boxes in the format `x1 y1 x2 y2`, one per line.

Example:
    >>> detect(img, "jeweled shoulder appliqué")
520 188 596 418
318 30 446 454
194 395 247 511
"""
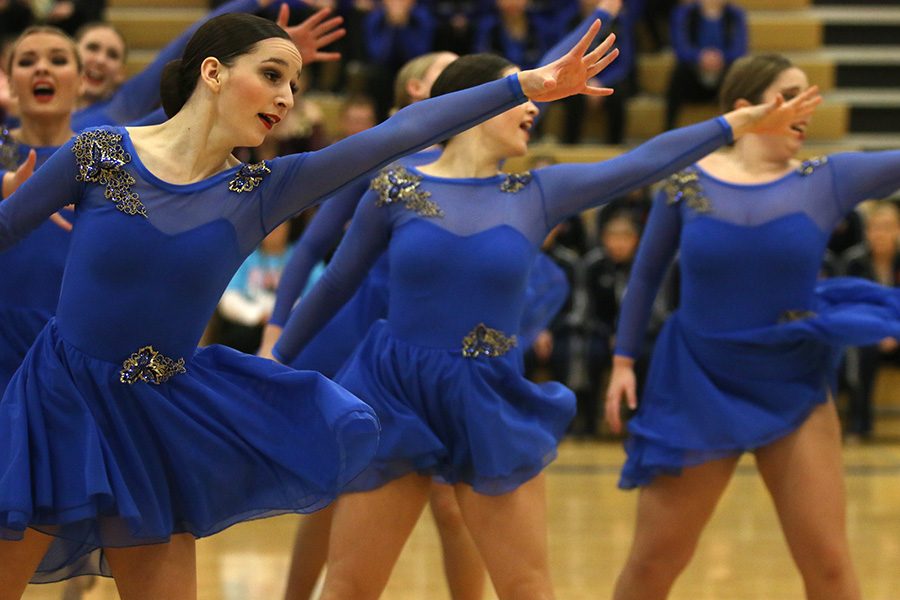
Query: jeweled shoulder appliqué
0 128 23 172
370 165 444 217
664 169 711 214
797 156 827 176
73 129 146 217
229 161 270 192
500 171 532 193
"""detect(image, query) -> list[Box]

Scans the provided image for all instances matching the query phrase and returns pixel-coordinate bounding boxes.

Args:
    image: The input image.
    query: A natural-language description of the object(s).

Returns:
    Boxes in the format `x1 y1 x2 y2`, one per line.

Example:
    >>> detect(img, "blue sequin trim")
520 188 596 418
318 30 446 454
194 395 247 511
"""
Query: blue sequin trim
462 324 518 358
120 345 186 384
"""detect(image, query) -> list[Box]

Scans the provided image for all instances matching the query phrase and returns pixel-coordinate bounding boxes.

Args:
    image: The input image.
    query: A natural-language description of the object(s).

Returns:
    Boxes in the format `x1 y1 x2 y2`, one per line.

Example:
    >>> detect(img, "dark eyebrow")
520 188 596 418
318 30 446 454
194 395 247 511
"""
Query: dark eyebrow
781 86 802 94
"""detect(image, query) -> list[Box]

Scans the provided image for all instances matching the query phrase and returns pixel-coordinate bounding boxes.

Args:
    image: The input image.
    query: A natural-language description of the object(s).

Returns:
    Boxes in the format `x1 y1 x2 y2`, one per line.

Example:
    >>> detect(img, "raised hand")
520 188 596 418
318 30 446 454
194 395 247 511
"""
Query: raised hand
517 20 618 103
727 85 823 139
277 4 346 65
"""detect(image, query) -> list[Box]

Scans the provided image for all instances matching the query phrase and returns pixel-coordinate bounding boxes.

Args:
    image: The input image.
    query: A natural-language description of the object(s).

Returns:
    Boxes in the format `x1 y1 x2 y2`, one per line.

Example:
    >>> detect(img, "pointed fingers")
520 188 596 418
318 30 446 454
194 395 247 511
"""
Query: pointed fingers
586 47 619 79
314 51 342 63
582 32 616 66
569 19 602 59
312 14 343 36
314 28 346 49
304 6 333 29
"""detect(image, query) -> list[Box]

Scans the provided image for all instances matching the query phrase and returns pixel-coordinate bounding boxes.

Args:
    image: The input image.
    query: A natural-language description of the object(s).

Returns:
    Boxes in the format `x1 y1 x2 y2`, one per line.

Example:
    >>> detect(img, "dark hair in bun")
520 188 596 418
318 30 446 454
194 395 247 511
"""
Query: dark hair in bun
160 13 291 118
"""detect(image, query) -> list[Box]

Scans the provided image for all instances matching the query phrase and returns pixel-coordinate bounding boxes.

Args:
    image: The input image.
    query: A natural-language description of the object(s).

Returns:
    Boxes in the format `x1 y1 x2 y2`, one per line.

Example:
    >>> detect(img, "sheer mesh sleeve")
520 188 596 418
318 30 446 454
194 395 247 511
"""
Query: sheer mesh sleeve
0 138 81 251
613 188 682 358
273 192 392 363
74 0 259 127
260 74 526 230
828 151 900 215
268 178 368 326
535 117 732 228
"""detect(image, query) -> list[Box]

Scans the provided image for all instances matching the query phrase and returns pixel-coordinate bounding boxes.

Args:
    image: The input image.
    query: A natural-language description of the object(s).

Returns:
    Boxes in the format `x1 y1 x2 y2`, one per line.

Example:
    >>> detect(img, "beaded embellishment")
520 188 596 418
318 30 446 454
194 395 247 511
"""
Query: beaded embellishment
664 169 711 214
370 166 444 217
73 130 147 217
461 324 518 358
120 345 186 385
778 309 817 323
797 156 827 176
500 172 532 193
228 161 270 192
0 128 22 171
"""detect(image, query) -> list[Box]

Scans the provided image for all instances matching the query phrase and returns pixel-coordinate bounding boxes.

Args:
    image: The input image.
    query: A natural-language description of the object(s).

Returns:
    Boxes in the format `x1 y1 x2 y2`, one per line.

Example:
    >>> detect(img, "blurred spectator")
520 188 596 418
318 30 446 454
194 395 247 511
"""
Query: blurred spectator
365 0 435 118
427 0 483 55
217 223 294 353
474 0 559 70
665 0 746 130
34 0 106 35
829 209 864 256
559 0 636 144
334 92 377 139
841 200 900 440
0 1 34 39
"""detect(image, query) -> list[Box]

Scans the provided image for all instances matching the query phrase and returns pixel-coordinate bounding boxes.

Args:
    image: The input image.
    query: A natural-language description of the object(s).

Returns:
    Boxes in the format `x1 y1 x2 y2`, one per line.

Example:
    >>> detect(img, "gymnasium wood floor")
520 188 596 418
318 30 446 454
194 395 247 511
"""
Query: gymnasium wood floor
21 438 900 600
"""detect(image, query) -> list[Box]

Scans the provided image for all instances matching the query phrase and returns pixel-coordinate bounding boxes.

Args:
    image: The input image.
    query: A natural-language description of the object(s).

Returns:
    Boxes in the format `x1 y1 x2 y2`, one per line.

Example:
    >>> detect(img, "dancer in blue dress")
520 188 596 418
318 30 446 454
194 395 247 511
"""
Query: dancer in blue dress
0 27 81 396
273 51 819 599
0 13 614 598
605 54 900 600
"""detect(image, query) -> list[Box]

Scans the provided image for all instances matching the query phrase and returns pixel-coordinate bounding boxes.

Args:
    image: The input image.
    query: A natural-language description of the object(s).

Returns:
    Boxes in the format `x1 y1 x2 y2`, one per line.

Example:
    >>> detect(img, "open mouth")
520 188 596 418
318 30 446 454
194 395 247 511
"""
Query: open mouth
32 82 56 102
84 67 106 87
257 113 281 130
790 123 807 138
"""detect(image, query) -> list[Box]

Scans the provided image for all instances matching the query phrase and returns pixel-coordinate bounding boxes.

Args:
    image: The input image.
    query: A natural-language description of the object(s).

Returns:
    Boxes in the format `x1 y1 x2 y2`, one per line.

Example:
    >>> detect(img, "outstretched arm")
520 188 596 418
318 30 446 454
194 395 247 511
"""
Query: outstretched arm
272 192 392 364
535 86 823 226
828 151 900 215
268 181 367 327
261 21 619 229
0 139 81 251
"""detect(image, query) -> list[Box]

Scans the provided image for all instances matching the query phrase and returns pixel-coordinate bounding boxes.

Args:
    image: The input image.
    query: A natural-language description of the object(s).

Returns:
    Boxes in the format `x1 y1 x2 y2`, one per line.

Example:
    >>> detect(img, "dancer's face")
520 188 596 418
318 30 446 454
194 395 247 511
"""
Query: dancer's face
480 67 538 158
78 26 126 101
10 32 82 119
757 66 811 159
212 38 301 147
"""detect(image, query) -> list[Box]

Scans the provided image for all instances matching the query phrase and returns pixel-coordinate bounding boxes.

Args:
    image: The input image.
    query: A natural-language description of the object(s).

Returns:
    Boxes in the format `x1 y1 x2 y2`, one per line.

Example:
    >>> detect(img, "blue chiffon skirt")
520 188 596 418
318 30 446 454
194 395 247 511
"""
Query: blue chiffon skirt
0 319 379 583
0 305 51 394
622 277 900 488
336 320 575 496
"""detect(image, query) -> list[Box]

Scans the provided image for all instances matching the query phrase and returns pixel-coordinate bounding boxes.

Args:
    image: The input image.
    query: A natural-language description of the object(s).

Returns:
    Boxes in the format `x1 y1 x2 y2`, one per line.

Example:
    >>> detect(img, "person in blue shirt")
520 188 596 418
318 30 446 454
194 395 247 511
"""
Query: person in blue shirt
0 13 619 597
474 0 560 71
604 54 900 600
272 44 819 598
664 0 747 130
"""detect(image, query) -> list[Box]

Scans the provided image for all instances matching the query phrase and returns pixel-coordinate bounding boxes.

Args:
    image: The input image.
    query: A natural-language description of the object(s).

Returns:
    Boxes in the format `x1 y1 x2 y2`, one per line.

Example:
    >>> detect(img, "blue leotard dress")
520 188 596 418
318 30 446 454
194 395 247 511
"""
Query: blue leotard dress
0 134 73 393
275 117 735 495
0 74 528 582
268 8 615 375
615 154 900 488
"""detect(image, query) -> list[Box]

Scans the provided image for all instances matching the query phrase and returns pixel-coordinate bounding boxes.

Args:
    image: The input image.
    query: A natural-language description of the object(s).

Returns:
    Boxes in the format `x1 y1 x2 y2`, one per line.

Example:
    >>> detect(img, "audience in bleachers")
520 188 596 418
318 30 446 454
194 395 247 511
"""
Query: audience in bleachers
664 0 747 130
841 201 900 440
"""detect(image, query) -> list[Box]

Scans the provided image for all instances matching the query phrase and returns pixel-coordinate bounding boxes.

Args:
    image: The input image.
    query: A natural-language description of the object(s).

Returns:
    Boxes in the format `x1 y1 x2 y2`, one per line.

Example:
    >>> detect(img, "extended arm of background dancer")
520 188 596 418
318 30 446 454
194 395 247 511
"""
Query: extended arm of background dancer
602 101 854 435
259 5 620 360
0 150 72 232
